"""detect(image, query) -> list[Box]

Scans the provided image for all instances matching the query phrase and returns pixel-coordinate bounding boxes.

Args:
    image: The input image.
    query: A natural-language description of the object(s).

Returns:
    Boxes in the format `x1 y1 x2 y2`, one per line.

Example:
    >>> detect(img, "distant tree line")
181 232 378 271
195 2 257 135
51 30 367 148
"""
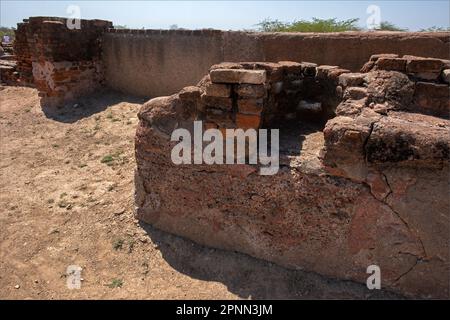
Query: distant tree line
255 18 449 32
1 19 449 39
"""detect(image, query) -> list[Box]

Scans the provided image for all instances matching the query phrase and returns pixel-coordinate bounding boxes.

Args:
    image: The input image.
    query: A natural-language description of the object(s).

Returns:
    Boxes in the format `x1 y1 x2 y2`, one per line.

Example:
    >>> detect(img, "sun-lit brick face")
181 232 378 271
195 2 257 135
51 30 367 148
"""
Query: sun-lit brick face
13 17 112 107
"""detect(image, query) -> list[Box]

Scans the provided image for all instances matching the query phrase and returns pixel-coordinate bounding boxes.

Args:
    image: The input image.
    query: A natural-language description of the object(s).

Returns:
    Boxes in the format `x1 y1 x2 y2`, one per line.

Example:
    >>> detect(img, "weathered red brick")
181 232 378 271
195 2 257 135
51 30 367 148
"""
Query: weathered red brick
278 61 302 74
210 69 266 84
179 86 202 102
376 58 406 72
205 83 231 97
235 113 261 129
413 82 450 117
405 56 443 73
369 53 399 62
238 98 264 115
316 65 339 79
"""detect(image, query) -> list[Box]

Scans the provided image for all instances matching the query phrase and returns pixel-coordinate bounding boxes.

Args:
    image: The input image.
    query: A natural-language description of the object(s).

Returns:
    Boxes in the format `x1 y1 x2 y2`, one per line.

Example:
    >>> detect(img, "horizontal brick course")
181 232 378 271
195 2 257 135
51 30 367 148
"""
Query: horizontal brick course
210 69 266 84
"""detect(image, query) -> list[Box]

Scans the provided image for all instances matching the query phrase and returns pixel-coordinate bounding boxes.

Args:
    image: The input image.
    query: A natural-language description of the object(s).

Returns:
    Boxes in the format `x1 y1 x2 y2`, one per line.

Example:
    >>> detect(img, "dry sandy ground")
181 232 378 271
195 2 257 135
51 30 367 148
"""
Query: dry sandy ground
0 86 402 299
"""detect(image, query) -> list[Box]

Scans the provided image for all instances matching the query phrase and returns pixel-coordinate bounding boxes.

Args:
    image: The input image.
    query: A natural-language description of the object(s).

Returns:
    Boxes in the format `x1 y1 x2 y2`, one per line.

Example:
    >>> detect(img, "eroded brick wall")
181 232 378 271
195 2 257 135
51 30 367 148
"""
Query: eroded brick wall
134 55 449 298
14 17 112 107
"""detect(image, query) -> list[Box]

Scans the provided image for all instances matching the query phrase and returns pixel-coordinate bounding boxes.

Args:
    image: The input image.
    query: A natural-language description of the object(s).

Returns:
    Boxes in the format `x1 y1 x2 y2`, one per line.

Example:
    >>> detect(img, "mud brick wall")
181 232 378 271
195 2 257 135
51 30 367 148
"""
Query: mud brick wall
14 17 112 107
103 29 450 97
103 29 224 98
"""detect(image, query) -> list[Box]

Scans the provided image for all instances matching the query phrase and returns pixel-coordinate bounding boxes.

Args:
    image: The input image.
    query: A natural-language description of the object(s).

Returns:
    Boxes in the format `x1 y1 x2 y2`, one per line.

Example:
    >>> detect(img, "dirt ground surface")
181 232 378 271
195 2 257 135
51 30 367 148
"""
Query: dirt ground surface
0 86 403 299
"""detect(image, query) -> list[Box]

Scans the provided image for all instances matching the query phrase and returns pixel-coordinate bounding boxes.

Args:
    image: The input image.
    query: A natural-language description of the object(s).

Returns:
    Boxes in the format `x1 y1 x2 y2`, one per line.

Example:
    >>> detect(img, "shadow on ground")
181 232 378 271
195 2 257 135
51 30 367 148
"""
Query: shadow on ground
41 89 148 123
140 222 404 300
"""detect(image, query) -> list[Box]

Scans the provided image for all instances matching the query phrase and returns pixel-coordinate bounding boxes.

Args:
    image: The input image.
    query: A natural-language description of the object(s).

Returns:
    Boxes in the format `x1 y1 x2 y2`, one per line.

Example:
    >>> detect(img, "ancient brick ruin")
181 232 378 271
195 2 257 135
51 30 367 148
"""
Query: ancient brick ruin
135 55 449 299
9 17 111 107
5 16 450 108
2 17 450 298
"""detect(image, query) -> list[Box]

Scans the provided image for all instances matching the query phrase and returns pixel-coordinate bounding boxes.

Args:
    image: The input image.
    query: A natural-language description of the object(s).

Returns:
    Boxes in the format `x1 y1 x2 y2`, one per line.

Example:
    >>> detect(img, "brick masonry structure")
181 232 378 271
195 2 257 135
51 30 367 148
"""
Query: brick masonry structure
8 17 450 104
135 55 449 298
13 16 112 107
4 16 450 298
194 60 349 132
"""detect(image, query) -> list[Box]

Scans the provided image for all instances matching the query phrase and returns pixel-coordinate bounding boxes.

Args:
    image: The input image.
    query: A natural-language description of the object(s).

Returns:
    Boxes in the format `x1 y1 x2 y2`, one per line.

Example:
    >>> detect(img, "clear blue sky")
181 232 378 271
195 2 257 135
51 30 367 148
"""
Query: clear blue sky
1 1 449 31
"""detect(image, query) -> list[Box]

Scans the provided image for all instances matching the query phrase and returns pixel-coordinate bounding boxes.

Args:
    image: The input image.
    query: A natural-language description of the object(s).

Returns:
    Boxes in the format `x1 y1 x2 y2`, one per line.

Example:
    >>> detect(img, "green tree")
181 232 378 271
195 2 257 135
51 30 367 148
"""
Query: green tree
256 18 361 33
375 21 406 31
420 26 450 32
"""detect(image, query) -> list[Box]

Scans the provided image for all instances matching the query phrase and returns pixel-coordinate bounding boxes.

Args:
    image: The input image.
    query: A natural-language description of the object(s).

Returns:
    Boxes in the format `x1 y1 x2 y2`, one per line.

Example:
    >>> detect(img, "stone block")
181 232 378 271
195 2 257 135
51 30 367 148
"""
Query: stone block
179 86 202 102
405 56 443 73
278 61 302 74
241 62 283 82
327 68 351 82
316 65 339 79
338 73 366 87
360 61 375 73
209 62 243 71
369 53 399 62
413 82 449 117
376 58 406 72
210 69 266 84
205 83 231 97
366 113 450 165
413 72 441 81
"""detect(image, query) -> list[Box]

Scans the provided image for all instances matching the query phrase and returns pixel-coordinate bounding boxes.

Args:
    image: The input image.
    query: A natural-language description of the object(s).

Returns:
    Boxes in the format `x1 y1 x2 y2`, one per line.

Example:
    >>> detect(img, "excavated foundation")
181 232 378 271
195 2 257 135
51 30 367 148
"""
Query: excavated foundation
134 55 450 298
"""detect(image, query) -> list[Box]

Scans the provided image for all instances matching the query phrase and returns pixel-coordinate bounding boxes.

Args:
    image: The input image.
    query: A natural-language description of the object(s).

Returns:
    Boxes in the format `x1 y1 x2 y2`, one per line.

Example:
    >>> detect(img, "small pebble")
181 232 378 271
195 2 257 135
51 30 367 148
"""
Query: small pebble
14 284 20 289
